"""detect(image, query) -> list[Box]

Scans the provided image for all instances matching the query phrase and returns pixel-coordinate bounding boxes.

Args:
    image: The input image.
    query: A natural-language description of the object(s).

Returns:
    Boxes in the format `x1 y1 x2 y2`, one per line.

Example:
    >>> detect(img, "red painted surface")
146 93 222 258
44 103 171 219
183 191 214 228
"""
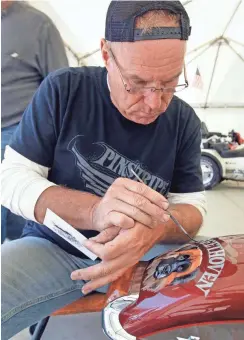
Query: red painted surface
119 235 244 338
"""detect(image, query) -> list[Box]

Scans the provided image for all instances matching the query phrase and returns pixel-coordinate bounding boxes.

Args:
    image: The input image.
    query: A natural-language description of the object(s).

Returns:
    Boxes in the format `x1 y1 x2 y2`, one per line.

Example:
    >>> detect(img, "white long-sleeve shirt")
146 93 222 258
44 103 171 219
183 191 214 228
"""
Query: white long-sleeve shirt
1 146 207 223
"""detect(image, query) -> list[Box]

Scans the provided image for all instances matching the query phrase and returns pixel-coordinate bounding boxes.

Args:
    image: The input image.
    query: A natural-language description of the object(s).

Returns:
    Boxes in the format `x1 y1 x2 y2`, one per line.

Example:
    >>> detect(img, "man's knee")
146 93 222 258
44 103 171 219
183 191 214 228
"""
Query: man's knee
1 238 61 317
1 237 60 298
2 237 49 271
1 237 81 298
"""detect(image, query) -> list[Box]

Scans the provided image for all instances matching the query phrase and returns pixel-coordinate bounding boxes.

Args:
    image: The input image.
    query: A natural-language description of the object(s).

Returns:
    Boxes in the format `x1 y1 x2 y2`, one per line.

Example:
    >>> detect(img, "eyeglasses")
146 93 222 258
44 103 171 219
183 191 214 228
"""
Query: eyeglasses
109 47 189 96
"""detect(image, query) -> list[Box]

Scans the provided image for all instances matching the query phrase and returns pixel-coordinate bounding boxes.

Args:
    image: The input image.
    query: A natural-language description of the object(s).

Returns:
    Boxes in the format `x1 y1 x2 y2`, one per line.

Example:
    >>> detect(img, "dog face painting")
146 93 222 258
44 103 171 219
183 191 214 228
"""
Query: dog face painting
142 245 203 292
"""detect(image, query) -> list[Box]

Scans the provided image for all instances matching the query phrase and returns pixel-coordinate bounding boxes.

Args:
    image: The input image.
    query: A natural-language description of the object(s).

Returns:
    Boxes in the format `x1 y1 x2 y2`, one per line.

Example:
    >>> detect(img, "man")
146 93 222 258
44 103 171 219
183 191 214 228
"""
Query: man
1 1 206 339
1 0 68 242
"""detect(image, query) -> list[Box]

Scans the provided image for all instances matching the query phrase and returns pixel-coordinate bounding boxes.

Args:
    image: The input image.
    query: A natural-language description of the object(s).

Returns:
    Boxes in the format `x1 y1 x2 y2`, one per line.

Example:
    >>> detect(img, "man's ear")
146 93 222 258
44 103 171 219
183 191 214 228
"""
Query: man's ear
100 38 110 67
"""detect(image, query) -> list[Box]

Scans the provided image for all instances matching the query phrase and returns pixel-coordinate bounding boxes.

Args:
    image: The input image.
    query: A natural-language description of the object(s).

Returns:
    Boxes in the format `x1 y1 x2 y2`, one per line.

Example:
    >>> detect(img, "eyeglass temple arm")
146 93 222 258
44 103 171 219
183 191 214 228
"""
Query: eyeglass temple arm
108 47 128 90
183 63 189 86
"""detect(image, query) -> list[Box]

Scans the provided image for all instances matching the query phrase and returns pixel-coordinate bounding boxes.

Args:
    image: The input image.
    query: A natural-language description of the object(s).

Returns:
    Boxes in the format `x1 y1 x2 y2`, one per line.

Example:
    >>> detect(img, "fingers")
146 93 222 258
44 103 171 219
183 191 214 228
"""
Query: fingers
107 211 135 229
109 199 157 228
71 222 158 293
106 179 170 227
71 252 134 283
86 239 124 261
114 178 169 209
83 239 105 258
92 177 170 233
90 226 120 244
81 268 127 294
111 188 169 225
85 226 143 261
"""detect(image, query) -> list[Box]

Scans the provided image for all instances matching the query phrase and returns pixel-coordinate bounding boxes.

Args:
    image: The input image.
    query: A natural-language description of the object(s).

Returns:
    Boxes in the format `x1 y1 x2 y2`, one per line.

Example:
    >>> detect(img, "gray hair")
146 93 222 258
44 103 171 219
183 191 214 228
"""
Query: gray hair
135 9 180 33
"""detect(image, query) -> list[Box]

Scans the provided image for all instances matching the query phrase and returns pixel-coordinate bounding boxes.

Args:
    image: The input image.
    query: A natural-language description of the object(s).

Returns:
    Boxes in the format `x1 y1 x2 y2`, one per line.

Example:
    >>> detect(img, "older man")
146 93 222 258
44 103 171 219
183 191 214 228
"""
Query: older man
1 1 206 339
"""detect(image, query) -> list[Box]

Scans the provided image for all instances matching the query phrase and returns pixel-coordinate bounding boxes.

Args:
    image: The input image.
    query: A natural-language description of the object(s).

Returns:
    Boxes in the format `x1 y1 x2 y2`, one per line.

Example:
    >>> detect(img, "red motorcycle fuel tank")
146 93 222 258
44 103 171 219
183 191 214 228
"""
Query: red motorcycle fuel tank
118 235 244 339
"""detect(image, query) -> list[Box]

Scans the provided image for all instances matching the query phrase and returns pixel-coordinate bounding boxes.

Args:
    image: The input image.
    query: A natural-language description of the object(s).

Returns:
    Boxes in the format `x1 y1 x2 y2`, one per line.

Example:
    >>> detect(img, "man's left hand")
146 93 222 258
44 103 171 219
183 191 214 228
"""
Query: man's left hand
71 222 163 294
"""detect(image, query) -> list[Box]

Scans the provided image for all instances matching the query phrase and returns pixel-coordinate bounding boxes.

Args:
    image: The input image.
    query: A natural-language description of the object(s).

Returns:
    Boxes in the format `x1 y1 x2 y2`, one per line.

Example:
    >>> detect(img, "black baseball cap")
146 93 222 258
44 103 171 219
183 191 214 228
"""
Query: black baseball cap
105 1 191 42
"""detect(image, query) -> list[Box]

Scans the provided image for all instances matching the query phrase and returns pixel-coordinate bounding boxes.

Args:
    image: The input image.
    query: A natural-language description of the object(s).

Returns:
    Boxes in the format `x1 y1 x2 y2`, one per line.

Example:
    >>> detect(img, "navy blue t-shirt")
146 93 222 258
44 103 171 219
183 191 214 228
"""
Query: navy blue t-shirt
10 66 204 258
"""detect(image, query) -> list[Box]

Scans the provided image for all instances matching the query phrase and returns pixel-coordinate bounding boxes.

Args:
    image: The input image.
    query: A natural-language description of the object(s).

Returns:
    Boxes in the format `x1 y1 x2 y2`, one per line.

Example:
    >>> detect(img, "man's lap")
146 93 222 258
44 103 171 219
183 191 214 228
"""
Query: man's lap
1 236 104 316
1 236 179 304
1 236 179 339
1 237 103 339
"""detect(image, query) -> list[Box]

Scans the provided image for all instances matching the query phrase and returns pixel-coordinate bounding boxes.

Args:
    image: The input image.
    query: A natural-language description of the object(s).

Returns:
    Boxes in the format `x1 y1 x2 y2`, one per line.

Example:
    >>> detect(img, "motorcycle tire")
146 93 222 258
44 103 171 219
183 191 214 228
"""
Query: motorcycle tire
201 155 221 190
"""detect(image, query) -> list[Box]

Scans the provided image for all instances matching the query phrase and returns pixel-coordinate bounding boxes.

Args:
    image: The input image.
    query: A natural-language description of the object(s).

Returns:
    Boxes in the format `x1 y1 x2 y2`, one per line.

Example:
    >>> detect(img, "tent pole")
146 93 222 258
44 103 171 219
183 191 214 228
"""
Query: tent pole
187 37 219 55
222 0 242 36
79 48 100 62
227 38 244 49
204 42 222 109
187 43 213 65
64 43 80 65
227 43 244 63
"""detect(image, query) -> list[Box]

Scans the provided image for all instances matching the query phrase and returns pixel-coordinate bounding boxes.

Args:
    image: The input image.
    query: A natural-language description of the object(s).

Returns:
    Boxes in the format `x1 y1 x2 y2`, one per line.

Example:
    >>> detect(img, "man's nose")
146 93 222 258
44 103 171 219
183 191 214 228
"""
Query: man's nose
143 90 162 111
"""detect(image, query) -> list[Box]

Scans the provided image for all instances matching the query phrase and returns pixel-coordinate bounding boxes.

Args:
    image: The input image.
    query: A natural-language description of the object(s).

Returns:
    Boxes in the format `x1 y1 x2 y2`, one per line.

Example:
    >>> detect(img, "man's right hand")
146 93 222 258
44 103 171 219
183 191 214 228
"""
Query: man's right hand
91 177 170 232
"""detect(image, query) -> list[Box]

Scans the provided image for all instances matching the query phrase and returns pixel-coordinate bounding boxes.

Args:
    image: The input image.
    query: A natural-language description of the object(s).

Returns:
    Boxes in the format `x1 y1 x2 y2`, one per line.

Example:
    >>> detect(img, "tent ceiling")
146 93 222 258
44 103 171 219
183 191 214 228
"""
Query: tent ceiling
30 0 244 108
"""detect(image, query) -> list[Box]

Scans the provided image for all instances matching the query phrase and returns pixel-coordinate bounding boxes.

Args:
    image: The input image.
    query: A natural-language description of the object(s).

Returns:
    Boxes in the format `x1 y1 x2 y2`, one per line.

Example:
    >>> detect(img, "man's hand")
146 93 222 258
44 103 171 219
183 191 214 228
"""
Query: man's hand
34 177 169 234
71 203 203 293
71 222 163 294
91 177 170 232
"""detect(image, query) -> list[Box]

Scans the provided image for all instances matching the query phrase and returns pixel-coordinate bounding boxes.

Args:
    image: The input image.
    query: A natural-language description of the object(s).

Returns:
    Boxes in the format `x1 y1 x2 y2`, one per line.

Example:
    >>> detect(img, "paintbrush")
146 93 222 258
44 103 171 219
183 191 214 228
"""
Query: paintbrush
130 168 197 243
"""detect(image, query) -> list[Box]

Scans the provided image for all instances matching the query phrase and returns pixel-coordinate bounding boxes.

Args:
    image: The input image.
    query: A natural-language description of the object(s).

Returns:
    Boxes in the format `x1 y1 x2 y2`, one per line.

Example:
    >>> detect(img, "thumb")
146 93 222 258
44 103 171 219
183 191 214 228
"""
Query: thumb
90 226 120 244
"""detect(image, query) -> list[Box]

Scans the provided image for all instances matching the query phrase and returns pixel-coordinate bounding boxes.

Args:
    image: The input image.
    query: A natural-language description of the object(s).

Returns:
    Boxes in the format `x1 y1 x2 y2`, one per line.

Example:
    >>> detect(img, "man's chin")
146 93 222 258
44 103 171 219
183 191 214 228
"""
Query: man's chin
128 113 161 125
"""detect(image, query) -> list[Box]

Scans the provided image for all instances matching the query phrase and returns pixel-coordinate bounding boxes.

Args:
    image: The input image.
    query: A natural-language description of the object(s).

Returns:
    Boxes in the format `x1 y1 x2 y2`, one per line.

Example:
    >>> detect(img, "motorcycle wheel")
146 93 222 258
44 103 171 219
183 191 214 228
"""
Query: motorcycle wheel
201 155 221 190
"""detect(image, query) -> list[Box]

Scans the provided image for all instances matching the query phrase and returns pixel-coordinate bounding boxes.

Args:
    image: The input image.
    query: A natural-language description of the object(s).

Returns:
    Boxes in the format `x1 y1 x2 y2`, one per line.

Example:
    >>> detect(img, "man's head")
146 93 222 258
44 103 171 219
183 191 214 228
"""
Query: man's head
101 1 190 125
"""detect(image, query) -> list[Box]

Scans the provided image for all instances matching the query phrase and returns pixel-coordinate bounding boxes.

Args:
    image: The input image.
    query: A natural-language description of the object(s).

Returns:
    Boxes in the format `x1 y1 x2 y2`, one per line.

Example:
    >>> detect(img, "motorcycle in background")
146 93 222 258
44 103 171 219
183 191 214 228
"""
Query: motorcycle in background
200 123 244 190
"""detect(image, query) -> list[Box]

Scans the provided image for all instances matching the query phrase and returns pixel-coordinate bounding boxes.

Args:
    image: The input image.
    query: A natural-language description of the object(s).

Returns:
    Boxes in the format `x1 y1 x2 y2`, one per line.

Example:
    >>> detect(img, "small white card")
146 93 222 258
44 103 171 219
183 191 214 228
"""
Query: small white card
43 209 97 261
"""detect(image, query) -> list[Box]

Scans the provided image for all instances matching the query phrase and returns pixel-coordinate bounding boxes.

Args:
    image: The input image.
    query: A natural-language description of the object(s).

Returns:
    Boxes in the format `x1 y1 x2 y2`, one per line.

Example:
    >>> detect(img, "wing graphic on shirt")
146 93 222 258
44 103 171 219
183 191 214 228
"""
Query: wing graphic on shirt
70 144 116 196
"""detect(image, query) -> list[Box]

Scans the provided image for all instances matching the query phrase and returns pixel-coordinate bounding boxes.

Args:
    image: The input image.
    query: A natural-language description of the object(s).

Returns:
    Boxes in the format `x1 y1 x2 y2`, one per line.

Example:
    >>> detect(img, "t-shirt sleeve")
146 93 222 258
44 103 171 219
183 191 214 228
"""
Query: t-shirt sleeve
9 74 59 167
170 109 204 193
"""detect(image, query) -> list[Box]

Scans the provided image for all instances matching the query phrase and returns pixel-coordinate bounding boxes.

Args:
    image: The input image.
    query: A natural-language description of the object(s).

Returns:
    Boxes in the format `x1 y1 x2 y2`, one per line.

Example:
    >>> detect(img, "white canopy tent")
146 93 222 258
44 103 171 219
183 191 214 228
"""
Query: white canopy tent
30 0 244 134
